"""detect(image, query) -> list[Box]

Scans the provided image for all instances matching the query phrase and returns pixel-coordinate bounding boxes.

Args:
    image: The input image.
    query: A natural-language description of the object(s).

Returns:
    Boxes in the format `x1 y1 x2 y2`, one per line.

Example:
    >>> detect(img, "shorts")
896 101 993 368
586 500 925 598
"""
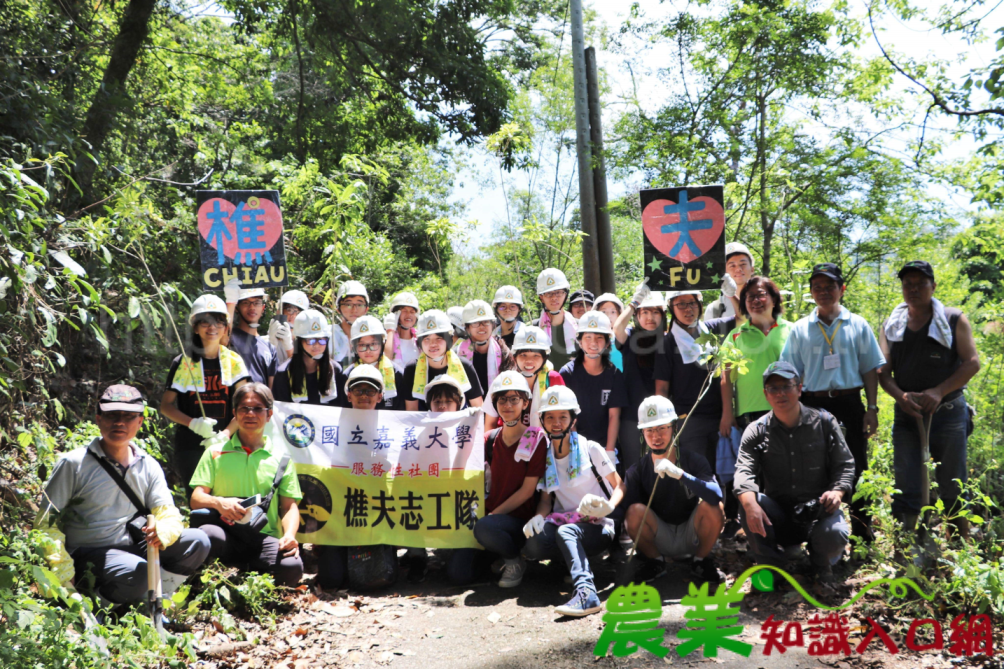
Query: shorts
654 505 700 559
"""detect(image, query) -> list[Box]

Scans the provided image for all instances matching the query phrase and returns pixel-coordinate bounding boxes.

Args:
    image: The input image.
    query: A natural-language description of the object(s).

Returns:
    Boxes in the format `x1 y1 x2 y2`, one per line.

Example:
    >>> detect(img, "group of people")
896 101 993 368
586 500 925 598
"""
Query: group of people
35 243 981 620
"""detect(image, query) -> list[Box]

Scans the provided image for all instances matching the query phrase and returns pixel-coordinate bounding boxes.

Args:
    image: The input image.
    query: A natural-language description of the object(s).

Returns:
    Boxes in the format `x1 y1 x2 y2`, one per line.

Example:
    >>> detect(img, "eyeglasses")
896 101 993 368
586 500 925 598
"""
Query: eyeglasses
672 300 700 311
303 338 329 346
355 342 381 352
496 395 526 406
349 385 379 397
764 383 799 395
810 283 840 294
340 301 367 311
102 411 142 423
196 317 225 328
236 405 269 415
746 292 770 303
541 290 565 299
241 299 265 308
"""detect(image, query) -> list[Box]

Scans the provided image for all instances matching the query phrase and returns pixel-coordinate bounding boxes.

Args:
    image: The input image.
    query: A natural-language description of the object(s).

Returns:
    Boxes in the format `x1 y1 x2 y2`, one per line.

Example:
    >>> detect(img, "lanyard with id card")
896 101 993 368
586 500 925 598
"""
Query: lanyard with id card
818 321 842 370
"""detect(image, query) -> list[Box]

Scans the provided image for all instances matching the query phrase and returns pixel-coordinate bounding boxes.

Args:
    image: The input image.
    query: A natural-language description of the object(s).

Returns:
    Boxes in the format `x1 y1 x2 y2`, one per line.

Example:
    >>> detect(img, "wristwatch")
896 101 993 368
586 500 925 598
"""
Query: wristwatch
866 404 879 412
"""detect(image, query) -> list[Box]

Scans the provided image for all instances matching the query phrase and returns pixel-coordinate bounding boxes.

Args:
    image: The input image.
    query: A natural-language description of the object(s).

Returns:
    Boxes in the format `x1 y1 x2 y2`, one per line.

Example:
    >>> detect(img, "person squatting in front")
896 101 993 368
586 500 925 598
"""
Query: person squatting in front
609 396 725 587
189 383 304 587
734 361 855 583
522 386 621 618
36 384 210 613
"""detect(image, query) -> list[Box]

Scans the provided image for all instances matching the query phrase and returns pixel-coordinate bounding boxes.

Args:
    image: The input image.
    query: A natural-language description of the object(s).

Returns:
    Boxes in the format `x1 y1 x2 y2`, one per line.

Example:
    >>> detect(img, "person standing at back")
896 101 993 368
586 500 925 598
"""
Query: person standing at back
384 292 421 373
455 299 514 395
569 290 594 320
266 289 310 368
331 281 370 369
222 282 277 388
705 242 756 321
492 285 526 349
533 268 578 370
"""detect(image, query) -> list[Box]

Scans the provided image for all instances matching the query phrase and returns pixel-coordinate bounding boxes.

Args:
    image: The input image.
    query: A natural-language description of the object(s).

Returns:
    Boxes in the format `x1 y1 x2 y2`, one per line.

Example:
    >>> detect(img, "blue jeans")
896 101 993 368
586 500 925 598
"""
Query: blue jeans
473 513 527 560
892 400 969 516
522 521 613 594
739 494 849 567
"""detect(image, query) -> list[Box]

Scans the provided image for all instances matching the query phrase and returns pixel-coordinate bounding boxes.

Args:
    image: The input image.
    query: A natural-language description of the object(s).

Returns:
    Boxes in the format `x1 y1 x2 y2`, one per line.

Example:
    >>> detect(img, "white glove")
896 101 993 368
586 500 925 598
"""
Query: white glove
577 494 614 518
523 514 546 538
188 417 217 438
201 432 229 450
654 458 684 479
223 278 242 304
383 312 399 331
631 278 651 306
721 273 737 298
269 321 293 352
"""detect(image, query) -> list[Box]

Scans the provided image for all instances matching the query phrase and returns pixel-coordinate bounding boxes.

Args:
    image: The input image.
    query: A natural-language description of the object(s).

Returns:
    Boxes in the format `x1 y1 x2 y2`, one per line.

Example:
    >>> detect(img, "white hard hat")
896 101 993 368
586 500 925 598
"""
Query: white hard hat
666 290 703 306
336 280 369 306
488 370 532 400
238 287 266 301
189 294 229 326
462 300 494 325
292 309 329 339
511 325 551 354
350 315 385 342
345 364 384 394
492 285 524 307
536 268 570 295
725 242 753 263
390 292 420 312
594 293 624 312
576 310 612 336
538 385 580 416
417 309 454 338
446 307 465 331
637 291 667 310
425 374 467 408
279 290 310 312
637 395 678 430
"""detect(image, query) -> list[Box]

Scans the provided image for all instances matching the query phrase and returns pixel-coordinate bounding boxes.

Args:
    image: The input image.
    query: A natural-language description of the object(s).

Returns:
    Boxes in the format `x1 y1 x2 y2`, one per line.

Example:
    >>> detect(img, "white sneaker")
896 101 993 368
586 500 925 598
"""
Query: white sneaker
499 557 526 588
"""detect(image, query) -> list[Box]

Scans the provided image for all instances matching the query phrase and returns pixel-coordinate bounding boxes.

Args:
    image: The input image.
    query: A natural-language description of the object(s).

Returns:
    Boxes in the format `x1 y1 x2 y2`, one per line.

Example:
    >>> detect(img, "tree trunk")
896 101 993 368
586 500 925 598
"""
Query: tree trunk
757 91 772 277
73 0 158 205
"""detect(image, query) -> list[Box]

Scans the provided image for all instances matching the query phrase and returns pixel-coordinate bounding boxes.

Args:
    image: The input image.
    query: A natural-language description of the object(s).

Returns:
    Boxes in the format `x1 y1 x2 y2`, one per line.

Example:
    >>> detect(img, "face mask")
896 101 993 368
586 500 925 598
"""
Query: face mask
311 352 325 360
430 354 446 364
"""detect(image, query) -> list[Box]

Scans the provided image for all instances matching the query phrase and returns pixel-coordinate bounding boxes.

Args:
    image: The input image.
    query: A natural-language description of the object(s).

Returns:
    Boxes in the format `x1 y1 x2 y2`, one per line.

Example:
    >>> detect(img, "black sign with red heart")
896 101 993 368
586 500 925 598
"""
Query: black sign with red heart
640 184 726 291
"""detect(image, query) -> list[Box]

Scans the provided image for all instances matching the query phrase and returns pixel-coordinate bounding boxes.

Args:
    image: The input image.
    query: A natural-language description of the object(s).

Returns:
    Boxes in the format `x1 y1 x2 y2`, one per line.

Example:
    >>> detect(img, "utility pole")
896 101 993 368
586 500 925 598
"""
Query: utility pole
584 46 615 294
570 0 600 294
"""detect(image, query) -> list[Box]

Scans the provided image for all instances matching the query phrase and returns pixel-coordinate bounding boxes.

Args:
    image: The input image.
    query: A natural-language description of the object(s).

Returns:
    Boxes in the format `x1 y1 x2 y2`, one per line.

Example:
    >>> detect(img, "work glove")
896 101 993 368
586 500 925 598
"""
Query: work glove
523 514 546 538
721 273 737 298
201 432 229 451
631 278 651 306
223 278 242 304
188 417 217 439
383 312 399 331
654 458 684 479
577 494 614 518
269 320 293 353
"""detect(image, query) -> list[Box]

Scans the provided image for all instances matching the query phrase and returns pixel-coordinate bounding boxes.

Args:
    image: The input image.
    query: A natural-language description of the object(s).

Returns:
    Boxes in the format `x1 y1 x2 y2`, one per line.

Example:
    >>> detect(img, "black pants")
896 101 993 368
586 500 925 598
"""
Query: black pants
801 393 870 538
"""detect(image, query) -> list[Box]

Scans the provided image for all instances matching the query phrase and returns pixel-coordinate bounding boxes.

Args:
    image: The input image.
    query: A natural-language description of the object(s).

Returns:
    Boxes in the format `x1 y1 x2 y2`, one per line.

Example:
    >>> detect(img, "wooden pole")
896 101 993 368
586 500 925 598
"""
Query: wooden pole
584 47 615 294
570 0 600 294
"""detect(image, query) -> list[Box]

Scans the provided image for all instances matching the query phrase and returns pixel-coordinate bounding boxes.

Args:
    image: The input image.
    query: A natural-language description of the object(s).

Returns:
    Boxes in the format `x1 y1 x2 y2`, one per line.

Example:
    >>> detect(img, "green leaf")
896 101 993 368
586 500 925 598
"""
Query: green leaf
128 296 141 319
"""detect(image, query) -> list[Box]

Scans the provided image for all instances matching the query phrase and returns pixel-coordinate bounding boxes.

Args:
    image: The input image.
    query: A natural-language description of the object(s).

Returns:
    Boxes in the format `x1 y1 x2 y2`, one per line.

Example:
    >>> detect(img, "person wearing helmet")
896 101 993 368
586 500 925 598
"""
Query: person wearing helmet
332 280 370 369
402 310 484 411
267 289 310 367
271 310 346 406
523 386 621 618
559 312 627 459
608 396 725 586
593 293 624 372
705 242 753 321
533 268 578 370
568 289 595 320
424 374 466 412
161 295 250 486
383 292 421 373
467 372 548 589
500 325 565 429
221 281 278 387
341 315 405 411
455 299 515 397
492 285 525 348
610 280 669 470
446 306 467 342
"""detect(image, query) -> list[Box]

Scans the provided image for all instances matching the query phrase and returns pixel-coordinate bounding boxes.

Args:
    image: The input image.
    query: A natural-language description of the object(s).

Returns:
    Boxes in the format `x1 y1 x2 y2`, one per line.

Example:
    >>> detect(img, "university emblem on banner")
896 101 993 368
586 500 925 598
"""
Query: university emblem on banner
283 414 315 448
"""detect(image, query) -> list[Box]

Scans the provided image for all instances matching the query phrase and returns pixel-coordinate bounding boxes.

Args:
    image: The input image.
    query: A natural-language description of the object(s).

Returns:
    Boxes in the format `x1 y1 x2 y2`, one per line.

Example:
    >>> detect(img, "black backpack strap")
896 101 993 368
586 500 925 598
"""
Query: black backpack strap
261 454 291 510
587 449 612 499
88 450 150 516
486 428 502 465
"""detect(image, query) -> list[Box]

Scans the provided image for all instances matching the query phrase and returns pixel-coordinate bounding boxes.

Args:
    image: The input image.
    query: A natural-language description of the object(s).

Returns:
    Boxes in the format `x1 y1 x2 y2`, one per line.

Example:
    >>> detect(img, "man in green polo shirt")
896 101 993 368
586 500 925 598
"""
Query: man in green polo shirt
190 382 304 586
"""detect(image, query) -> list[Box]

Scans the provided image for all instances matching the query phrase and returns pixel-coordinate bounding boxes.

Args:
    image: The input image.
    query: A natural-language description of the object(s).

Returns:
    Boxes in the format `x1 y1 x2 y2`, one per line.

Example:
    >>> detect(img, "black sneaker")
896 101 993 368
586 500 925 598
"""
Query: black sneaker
691 556 725 583
615 557 666 588
407 556 428 583
722 518 742 540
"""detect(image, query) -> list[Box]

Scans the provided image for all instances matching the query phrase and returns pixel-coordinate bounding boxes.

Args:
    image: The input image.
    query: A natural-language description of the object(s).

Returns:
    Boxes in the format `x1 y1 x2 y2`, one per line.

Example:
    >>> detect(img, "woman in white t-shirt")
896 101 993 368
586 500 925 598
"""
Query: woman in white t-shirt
522 386 621 618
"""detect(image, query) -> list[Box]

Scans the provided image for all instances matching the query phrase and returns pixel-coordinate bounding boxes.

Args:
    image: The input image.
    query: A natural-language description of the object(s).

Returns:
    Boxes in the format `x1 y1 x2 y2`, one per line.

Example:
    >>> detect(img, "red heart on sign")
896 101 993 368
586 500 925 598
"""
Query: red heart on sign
642 195 724 263
197 197 283 262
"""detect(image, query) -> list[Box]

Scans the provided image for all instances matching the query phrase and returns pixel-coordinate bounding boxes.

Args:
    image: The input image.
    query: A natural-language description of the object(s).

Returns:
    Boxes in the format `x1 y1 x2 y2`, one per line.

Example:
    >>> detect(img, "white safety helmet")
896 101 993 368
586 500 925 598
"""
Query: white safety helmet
417 309 454 338
536 267 570 295
594 292 624 313
510 325 551 354
446 306 466 338
189 294 229 326
279 289 310 313
487 370 532 401
492 285 524 307
345 364 384 394
390 291 420 312
637 290 667 311
238 287 266 301
462 299 495 325
292 309 330 339
576 310 613 336
424 374 467 409
637 395 678 430
538 385 581 416
350 315 385 342
725 242 754 264
336 280 369 307
666 290 703 308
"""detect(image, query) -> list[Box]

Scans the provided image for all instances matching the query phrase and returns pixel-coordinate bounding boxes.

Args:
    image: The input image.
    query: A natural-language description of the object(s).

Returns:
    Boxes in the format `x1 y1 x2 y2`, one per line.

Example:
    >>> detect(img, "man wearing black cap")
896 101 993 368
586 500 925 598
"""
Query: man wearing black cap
734 361 855 582
569 289 595 320
878 261 980 533
779 263 885 542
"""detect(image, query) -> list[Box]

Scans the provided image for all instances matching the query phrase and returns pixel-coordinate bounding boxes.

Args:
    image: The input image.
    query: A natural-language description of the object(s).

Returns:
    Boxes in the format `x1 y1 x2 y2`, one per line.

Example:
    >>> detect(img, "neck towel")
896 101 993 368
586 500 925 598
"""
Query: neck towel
538 309 577 352
542 432 590 493
170 347 248 393
493 319 523 339
392 328 417 362
377 355 398 399
411 350 472 401
513 426 545 462
671 321 710 365
884 297 953 349
290 361 338 404
526 362 555 428
457 336 503 388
